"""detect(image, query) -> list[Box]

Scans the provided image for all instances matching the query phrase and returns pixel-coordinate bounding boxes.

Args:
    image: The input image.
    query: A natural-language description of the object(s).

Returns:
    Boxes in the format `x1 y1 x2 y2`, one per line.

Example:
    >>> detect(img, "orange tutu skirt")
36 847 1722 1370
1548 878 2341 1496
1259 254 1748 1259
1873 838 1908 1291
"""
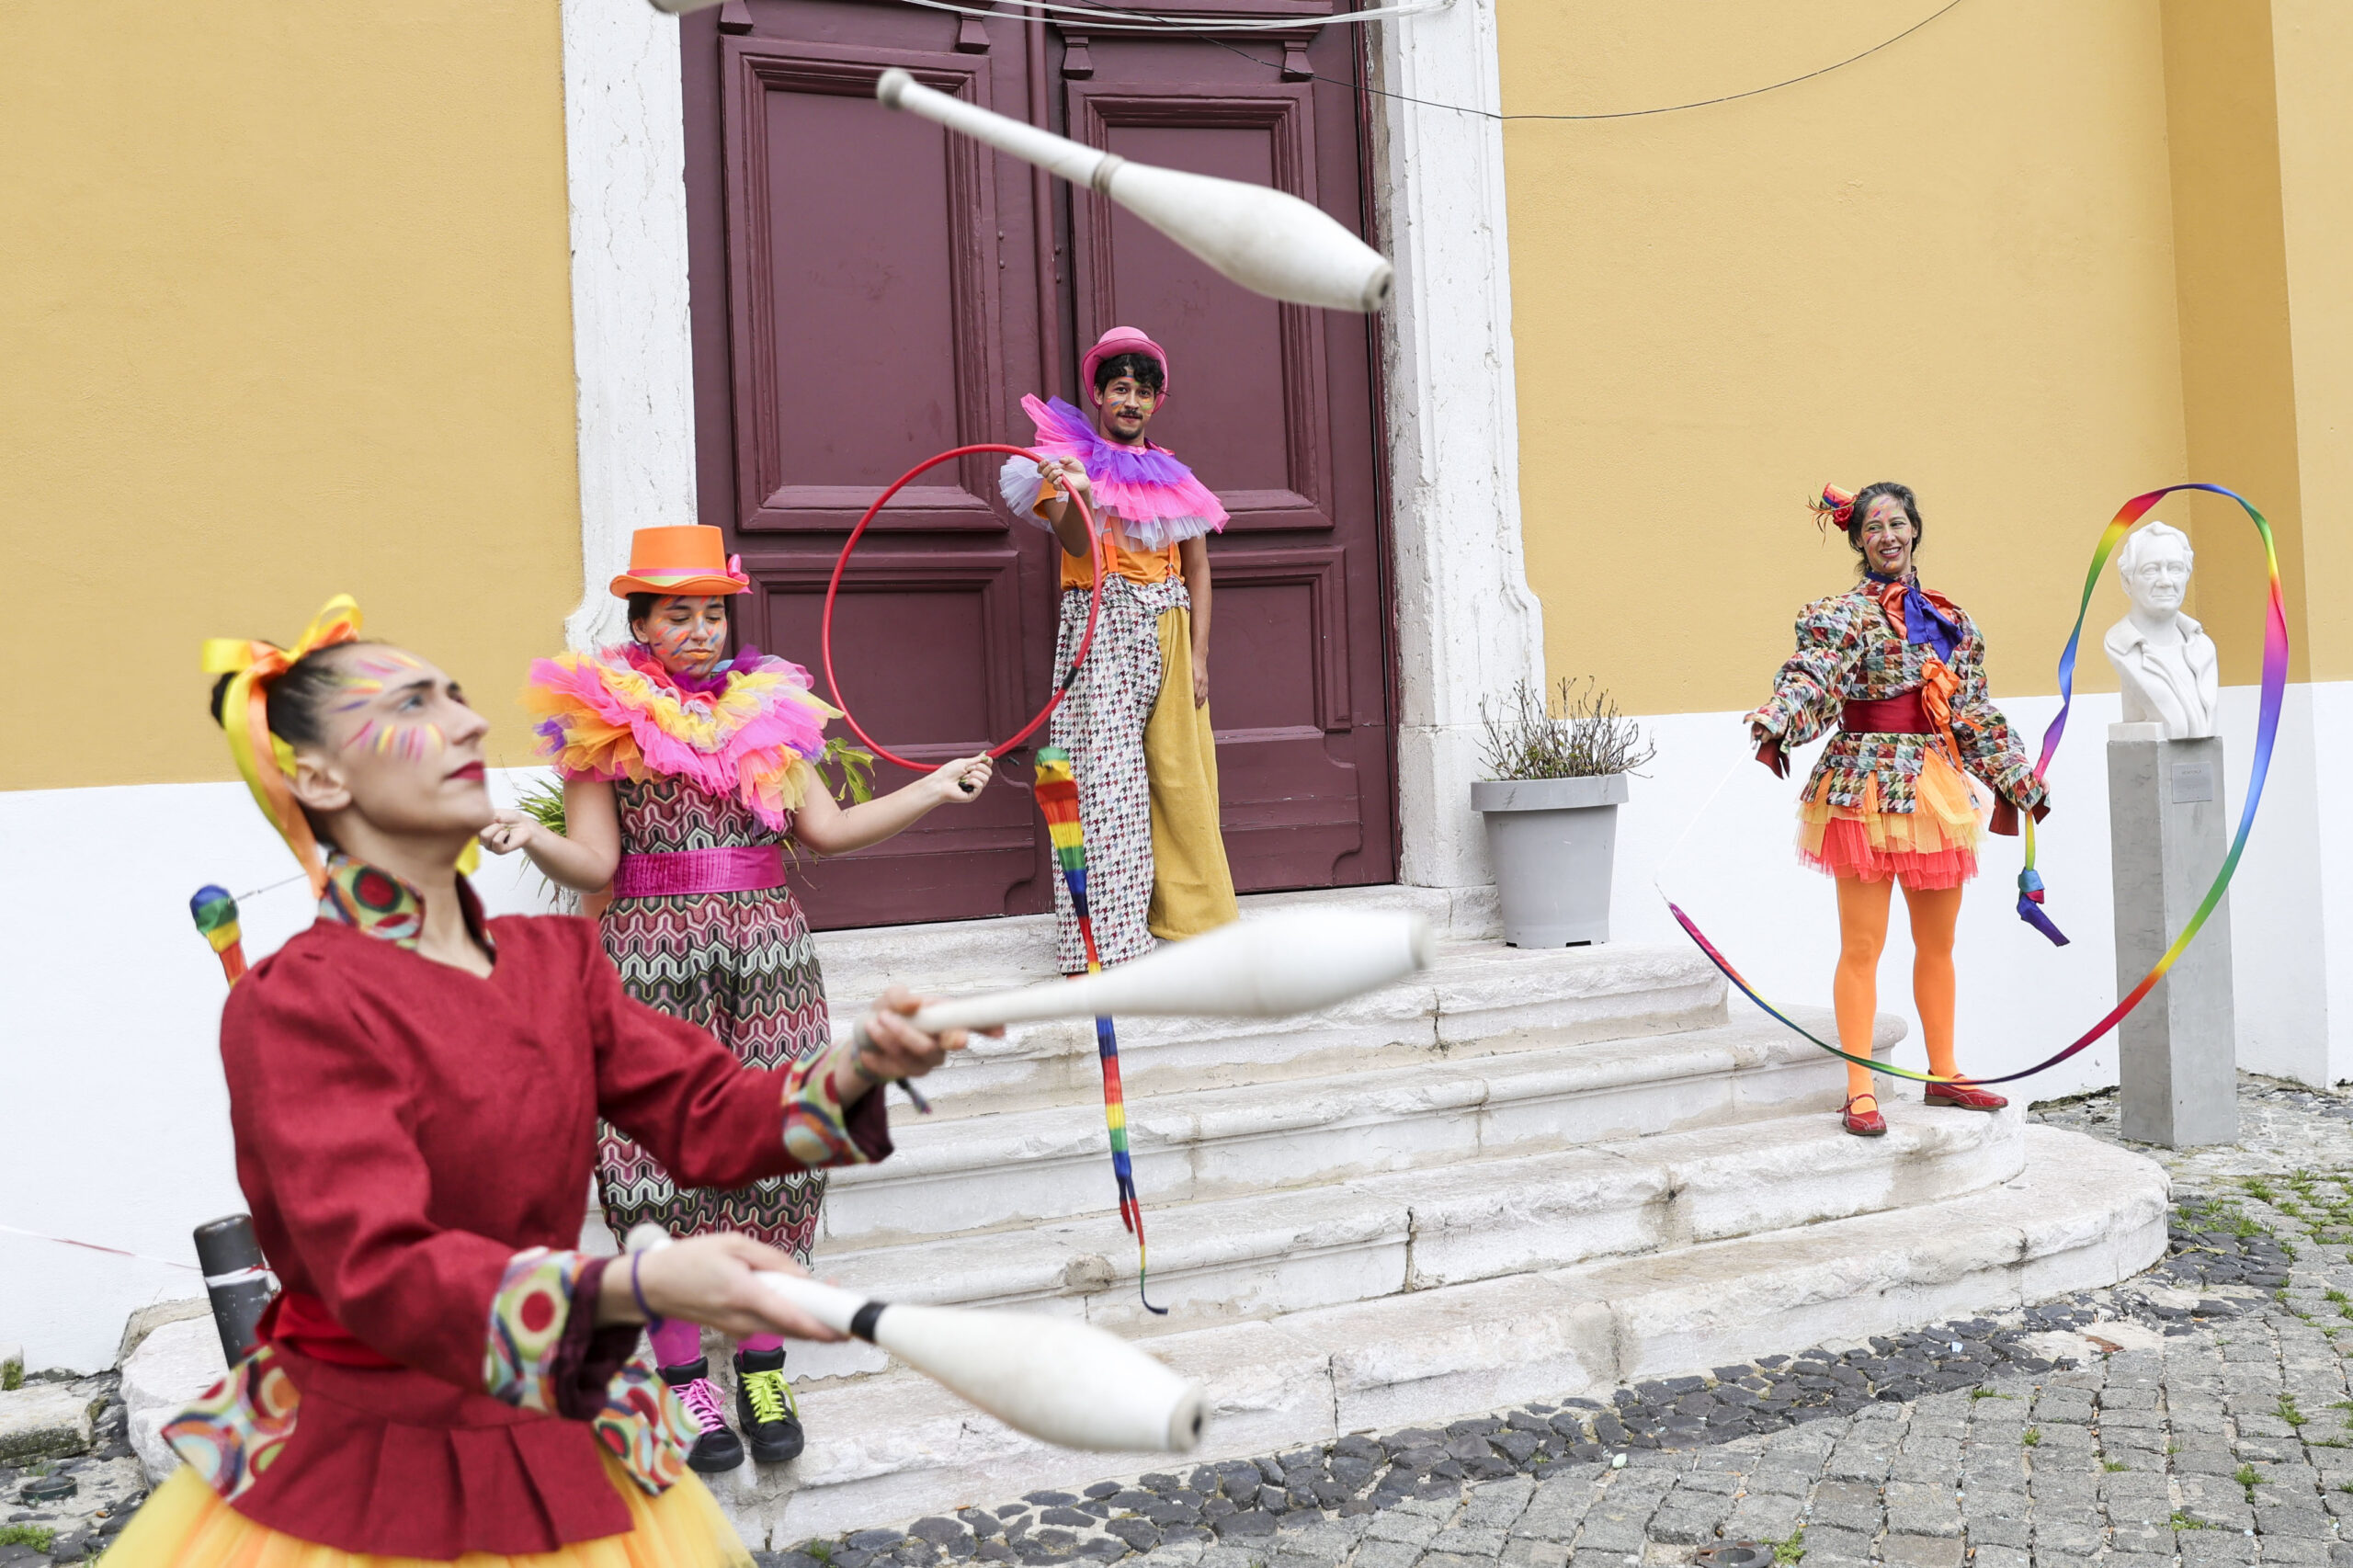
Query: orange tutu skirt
1797 748 1983 890
102 1460 751 1568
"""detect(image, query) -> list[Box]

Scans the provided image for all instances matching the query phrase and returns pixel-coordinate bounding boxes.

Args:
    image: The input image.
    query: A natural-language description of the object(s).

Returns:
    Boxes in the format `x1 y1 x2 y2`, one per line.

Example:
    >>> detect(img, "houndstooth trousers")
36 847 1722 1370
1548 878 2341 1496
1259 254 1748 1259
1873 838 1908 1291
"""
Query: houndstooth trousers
1048 574 1236 973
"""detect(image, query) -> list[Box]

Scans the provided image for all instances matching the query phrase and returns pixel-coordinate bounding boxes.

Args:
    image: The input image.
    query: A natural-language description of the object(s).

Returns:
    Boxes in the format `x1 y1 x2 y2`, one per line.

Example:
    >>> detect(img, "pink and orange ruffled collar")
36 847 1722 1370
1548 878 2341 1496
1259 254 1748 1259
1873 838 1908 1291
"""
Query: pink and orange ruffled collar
525 642 837 830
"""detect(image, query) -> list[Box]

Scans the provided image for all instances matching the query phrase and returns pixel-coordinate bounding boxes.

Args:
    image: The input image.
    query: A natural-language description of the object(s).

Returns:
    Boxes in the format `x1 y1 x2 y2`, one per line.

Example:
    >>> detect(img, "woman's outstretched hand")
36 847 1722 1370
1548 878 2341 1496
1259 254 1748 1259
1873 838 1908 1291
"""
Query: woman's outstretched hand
478 809 541 855
599 1233 847 1342
924 753 995 803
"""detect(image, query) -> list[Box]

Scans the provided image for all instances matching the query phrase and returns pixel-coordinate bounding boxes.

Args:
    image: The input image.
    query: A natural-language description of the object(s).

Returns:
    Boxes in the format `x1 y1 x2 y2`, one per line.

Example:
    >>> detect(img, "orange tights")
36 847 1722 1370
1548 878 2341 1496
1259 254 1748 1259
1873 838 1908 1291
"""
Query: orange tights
1835 875 1963 1109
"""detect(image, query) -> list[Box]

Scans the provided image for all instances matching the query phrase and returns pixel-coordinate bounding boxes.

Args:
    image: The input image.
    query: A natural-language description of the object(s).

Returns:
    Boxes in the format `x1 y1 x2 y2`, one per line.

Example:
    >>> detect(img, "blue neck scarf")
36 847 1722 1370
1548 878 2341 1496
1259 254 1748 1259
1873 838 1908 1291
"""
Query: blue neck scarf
1866 572 1962 664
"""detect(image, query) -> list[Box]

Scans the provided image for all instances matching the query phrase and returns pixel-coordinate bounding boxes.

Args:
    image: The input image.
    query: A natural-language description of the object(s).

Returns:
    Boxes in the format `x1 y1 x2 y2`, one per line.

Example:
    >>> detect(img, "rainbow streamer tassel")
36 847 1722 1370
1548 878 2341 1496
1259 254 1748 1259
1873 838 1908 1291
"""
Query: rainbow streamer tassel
1032 746 1165 1315
1672 483 2287 1088
190 884 248 986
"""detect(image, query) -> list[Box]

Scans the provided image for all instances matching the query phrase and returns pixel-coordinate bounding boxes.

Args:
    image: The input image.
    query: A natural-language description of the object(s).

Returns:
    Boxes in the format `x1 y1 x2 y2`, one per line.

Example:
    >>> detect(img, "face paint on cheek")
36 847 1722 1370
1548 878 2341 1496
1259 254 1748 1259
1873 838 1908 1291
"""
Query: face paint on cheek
653 621 714 665
389 722 446 762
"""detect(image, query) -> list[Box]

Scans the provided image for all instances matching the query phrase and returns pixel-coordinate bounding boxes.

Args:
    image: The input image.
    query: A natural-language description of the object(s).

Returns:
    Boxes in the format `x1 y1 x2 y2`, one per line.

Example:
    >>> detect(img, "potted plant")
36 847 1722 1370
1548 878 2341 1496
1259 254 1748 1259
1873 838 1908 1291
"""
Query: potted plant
1471 676 1654 947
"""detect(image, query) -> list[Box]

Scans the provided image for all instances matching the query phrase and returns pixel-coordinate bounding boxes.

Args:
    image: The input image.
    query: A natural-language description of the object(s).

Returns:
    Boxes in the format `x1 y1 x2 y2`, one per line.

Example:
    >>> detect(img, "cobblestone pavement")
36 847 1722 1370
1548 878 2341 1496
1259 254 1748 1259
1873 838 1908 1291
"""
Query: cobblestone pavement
768 1076 2353 1568
0 1370 142 1566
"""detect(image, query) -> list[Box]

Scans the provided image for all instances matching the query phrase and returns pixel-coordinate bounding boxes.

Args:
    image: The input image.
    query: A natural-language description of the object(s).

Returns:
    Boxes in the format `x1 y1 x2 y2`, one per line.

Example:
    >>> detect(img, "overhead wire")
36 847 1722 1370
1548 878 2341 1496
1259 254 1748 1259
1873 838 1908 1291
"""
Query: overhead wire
895 0 1972 121
899 0 1441 30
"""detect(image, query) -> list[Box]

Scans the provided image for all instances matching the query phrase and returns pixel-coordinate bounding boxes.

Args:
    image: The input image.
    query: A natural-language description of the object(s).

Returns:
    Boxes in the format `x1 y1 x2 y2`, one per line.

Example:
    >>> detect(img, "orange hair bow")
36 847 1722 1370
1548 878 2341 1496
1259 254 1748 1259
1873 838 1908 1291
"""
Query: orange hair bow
200 596 364 898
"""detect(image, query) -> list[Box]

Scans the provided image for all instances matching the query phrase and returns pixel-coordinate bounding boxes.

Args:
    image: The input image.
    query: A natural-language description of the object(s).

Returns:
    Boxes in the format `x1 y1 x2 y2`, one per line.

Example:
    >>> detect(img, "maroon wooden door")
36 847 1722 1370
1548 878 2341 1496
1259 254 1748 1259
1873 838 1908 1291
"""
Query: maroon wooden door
682 1 1394 929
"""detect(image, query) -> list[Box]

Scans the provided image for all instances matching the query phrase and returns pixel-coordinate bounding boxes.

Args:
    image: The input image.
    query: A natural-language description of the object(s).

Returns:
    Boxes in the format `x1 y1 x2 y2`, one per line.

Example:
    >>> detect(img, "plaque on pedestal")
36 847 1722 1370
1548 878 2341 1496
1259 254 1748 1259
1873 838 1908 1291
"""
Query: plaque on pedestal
2105 722 2237 1147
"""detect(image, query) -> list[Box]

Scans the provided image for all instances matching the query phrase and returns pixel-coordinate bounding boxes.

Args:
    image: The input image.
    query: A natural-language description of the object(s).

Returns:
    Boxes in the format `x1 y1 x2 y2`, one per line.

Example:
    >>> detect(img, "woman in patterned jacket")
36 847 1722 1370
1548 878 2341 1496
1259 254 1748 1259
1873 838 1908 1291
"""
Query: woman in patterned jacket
1745 483 2050 1138
482 524 991 1471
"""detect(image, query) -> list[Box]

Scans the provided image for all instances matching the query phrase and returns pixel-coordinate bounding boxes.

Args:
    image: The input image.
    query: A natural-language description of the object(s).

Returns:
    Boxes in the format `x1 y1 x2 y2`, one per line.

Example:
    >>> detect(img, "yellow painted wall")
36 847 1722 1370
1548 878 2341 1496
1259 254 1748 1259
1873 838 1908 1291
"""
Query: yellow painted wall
2269 0 2353 682
0 2 582 790
2160 0 2307 687
1497 0 2192 714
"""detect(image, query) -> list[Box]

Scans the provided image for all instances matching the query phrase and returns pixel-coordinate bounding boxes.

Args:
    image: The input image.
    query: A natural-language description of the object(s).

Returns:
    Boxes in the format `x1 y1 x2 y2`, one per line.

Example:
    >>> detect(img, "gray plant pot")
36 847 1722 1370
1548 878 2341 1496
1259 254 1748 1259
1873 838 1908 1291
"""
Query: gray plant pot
1470 773 1630 948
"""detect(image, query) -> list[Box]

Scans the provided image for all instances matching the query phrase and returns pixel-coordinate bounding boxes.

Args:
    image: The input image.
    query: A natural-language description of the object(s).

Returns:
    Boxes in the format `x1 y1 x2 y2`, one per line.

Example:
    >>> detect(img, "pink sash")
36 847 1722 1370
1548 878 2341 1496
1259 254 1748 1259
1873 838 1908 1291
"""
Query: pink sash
611 845 787 899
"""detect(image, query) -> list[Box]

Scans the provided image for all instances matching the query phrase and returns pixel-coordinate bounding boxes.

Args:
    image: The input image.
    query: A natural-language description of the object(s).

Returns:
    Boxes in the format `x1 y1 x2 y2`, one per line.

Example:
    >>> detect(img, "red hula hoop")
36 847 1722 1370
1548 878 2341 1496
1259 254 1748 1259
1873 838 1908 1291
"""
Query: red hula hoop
822 444 1104 772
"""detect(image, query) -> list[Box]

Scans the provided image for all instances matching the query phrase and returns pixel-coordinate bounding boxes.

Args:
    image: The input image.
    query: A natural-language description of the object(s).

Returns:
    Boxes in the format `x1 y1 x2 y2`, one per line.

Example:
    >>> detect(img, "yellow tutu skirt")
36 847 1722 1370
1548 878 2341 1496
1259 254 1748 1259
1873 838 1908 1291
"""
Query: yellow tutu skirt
102 1460 751 1568
1797 748 1984 890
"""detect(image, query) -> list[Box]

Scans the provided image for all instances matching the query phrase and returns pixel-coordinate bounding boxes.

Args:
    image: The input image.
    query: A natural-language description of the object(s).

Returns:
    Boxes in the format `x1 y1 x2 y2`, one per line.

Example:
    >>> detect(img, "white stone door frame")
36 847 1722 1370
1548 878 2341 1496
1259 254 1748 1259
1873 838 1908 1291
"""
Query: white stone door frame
553 0 1542 892
1365 0 1546 890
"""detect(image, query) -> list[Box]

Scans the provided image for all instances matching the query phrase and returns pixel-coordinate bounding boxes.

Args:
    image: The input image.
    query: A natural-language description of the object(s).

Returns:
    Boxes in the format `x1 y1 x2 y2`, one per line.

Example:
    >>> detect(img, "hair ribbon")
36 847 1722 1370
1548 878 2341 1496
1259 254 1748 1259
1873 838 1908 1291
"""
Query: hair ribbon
200 595 365 898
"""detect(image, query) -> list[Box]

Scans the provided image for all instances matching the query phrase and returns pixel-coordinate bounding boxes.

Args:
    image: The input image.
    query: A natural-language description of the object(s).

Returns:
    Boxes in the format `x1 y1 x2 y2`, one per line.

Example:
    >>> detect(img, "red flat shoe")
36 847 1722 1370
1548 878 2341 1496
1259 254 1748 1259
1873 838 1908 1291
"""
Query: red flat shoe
1925 1082 2007 1110
1842 1094 1887 1137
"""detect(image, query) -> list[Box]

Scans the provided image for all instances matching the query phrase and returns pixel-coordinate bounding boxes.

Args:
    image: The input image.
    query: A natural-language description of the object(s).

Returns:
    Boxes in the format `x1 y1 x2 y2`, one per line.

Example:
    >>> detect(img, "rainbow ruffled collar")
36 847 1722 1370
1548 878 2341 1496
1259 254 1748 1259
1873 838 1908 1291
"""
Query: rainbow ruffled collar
525 642 838 830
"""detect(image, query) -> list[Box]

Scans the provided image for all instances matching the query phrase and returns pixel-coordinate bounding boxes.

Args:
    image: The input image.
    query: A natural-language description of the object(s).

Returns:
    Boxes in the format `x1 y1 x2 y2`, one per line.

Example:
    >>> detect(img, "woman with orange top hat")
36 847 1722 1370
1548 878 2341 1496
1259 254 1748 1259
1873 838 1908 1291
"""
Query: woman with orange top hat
1744 483 2051 1137
478 525 991 1472
998 326 1240 975
112 596 973 1568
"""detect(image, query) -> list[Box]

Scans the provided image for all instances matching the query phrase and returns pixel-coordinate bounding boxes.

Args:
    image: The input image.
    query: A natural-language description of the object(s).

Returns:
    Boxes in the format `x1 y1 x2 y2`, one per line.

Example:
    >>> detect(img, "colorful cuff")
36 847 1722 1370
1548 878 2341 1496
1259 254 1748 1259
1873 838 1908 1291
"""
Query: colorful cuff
483 1246 589 1412
781 1029 891 1166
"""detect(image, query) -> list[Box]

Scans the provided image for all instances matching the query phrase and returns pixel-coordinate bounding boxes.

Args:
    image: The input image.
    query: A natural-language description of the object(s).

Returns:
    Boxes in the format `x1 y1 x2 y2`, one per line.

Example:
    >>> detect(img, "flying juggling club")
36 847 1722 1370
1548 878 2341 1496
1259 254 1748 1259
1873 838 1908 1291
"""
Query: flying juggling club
890 907 1431 1038
625 1225 1207 1452
873 70 1393 314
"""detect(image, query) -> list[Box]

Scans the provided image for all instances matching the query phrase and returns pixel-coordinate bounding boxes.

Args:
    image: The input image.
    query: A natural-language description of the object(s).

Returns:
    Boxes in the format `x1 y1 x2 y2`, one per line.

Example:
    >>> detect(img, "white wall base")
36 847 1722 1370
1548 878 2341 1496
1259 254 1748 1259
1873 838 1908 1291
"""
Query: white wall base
0 772 565 1373
1604 681 2353 1097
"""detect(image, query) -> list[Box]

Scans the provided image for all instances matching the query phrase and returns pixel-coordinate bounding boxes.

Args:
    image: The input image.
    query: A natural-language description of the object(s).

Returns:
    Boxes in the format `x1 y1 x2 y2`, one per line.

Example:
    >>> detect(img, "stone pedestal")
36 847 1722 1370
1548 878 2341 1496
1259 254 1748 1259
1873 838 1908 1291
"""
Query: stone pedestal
2107 725 2238 1147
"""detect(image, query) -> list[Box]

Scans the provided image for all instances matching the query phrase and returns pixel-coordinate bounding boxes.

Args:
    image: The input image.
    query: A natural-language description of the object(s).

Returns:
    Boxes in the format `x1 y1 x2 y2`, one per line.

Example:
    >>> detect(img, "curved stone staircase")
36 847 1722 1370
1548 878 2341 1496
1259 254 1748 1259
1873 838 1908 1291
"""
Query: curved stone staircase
699 888 2167 1546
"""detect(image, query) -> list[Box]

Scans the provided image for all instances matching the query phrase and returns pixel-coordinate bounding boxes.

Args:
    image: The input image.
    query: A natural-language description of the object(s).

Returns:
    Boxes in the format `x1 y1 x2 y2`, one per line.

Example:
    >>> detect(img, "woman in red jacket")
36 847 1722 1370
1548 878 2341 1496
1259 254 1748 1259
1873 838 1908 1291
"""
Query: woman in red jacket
113 597 972 1568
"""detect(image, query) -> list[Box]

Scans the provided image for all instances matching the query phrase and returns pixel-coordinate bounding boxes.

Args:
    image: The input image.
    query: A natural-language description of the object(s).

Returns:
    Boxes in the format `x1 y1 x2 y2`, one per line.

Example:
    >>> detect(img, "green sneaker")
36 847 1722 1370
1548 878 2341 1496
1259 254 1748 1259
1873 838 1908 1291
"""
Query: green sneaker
733 1347 804 1463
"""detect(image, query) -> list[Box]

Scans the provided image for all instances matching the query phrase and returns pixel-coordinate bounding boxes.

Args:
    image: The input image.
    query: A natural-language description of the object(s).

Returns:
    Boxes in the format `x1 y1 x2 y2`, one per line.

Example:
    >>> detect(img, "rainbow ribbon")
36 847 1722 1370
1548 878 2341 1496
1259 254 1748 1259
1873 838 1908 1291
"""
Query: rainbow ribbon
1671 483 2286 1087
1032 746 1165 1314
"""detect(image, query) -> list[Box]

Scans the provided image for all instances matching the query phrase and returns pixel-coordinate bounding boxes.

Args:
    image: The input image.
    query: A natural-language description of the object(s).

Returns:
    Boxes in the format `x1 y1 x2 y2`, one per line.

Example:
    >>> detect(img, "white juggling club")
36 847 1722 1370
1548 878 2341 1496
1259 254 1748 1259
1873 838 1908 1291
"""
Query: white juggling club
624 1227 1206 1452
903 908 1430 1036
874 69 1392 313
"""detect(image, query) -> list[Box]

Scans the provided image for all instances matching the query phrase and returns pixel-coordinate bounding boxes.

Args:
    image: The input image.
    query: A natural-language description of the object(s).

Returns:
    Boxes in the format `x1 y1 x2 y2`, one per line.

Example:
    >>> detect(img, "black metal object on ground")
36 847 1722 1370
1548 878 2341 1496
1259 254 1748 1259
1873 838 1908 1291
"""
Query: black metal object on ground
192 1214 276 1365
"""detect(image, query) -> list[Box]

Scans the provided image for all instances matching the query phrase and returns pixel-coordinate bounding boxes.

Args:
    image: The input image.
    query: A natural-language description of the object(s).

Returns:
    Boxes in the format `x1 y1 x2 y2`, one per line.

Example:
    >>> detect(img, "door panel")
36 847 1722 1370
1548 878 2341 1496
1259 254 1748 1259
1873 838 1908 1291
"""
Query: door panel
1207 549 1363 880
722 40 1006 535
1067 85 1332 530
683 2 1393 926
757 555 1041 926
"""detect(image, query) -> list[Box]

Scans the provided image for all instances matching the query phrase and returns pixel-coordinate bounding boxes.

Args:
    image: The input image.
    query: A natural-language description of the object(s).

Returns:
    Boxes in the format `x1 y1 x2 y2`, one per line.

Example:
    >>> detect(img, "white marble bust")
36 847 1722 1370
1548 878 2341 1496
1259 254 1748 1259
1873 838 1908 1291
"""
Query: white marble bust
2103 519 2218 739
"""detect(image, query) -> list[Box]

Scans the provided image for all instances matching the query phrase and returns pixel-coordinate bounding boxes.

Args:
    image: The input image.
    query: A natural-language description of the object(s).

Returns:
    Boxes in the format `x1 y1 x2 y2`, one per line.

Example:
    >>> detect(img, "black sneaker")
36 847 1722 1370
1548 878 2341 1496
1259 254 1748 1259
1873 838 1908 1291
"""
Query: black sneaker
659 1357 745 1473
733 1346 805 1463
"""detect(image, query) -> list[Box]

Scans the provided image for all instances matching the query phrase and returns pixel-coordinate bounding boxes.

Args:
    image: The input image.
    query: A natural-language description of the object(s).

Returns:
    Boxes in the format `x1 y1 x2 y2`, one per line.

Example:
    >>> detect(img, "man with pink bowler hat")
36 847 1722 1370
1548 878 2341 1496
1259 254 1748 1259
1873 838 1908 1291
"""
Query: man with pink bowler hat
998 326 1240 973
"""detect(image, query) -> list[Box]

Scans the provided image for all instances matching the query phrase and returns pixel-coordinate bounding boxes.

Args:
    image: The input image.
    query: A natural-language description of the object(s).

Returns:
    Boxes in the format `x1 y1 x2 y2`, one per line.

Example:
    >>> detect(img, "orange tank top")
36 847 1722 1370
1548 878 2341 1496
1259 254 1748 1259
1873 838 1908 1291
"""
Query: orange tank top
1060 519 1182 590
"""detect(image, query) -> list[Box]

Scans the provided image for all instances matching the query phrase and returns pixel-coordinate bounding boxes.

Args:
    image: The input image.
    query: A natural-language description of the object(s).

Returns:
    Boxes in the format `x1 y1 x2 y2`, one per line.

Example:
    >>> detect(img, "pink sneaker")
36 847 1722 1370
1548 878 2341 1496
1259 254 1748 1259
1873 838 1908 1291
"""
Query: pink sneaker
658 1358 745 1473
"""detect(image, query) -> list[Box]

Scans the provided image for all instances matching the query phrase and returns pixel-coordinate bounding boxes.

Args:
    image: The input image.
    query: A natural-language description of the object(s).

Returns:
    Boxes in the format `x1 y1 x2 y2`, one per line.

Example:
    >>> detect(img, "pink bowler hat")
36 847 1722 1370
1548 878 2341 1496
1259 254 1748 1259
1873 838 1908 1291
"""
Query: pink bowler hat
1081 325 1170 403
608 525 752 598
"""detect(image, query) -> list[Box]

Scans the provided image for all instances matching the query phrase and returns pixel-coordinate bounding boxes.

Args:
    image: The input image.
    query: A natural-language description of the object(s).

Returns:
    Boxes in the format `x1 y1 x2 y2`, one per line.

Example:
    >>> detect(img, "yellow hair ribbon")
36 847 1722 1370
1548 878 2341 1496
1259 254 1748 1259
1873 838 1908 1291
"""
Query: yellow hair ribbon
201 595 365 898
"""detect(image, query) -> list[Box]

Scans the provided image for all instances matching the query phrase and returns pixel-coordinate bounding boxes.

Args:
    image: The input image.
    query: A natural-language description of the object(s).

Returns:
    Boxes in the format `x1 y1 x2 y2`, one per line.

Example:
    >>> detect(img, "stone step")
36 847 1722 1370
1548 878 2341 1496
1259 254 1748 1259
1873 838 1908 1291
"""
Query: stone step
822 933 1726 1123
813 885 1500 996
815 1007 1903 1248
711 1126 2167 1547
787 1101 2024 1385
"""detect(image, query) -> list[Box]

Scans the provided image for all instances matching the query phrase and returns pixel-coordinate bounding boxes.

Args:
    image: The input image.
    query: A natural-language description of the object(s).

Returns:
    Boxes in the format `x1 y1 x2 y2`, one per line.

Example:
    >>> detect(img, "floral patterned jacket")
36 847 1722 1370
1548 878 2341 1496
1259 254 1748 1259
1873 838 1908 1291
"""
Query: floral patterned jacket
1745 577 2047 816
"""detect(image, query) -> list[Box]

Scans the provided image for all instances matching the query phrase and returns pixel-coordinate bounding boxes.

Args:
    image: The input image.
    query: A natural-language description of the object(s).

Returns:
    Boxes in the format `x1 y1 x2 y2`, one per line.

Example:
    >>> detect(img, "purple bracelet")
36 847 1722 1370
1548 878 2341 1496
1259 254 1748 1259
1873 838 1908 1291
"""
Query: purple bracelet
630 1250 664 1331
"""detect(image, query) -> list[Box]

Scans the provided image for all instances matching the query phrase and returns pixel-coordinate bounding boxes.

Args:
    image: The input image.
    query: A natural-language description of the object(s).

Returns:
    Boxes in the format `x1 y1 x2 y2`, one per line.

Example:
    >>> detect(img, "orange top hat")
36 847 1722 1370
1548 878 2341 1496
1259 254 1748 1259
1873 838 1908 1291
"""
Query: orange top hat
608 525 752 598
